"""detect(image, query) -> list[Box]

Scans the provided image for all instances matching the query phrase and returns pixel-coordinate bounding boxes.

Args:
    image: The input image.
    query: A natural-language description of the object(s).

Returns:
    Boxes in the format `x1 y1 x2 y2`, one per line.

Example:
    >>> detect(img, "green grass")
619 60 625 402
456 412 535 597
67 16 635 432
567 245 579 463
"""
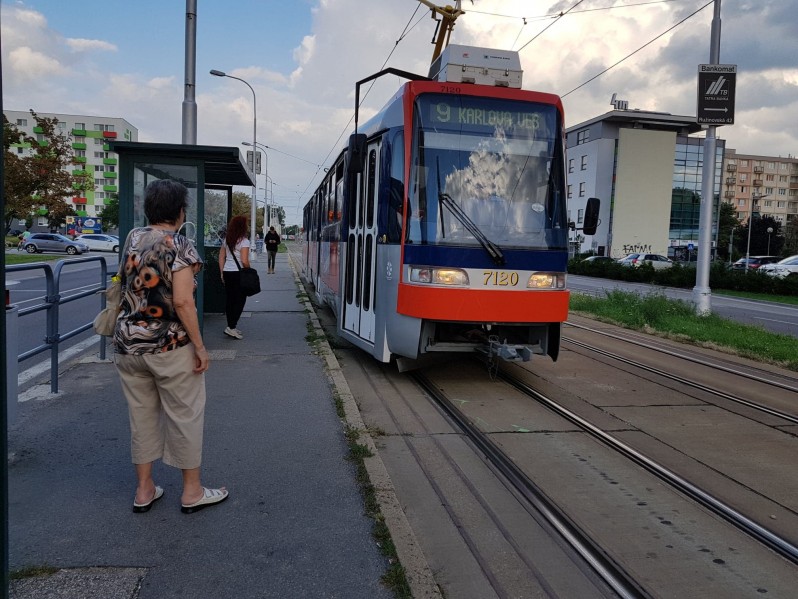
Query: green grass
713 289 798 306
4 252 64 265
570 290 798 371
10 565 59 580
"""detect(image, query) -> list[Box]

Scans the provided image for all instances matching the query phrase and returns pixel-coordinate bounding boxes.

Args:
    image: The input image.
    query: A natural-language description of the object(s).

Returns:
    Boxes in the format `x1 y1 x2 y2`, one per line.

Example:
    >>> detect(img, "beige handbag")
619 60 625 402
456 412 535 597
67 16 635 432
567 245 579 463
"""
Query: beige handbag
92 277 123 336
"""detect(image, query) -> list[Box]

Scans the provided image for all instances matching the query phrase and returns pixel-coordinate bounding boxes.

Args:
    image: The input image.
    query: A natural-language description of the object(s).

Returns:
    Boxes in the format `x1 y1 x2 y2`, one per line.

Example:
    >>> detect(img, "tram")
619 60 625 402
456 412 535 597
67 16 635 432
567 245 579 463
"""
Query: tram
301 44 598 368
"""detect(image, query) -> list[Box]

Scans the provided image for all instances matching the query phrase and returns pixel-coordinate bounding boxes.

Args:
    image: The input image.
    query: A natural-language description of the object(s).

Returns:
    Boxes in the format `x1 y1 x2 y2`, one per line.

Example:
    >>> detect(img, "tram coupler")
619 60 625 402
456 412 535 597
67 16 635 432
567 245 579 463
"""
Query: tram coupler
478 337 533 362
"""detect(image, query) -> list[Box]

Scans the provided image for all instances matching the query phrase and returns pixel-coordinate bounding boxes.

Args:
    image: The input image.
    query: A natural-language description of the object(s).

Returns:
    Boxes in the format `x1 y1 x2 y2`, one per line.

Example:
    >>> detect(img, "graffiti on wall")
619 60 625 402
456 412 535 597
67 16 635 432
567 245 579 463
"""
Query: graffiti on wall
622 243 652 254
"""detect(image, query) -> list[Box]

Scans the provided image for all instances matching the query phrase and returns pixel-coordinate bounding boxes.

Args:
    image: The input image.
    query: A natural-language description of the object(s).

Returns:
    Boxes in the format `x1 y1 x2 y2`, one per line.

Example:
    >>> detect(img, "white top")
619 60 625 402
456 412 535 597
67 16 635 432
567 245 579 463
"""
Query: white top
222 238 252 272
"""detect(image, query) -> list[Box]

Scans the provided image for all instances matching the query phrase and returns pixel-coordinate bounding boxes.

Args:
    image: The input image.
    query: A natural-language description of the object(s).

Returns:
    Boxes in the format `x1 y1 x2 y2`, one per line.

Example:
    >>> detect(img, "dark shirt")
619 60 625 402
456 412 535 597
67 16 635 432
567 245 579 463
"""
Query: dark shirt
265 231 280 252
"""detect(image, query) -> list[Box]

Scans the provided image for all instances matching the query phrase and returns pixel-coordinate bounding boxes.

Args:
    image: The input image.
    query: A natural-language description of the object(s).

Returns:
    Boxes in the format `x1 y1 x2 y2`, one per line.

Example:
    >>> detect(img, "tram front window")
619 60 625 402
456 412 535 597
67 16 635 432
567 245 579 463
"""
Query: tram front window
409 94 567 250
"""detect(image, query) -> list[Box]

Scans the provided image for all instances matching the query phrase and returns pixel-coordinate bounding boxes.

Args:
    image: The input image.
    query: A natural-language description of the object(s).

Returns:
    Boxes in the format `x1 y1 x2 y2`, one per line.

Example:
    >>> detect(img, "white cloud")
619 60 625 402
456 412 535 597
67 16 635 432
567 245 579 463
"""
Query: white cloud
65 38 118 52
7 46 63 79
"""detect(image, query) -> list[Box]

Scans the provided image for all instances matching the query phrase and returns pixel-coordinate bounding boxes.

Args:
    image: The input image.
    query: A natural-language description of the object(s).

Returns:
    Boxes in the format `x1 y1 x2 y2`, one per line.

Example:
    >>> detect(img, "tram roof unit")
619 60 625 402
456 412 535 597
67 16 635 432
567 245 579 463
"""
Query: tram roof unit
429 44 523 88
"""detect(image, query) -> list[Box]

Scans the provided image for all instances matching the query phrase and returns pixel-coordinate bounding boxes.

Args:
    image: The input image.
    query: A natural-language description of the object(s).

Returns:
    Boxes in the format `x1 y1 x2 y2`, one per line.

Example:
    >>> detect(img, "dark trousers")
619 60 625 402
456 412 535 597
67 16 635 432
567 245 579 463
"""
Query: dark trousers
222 270 247 328
267 250 277 270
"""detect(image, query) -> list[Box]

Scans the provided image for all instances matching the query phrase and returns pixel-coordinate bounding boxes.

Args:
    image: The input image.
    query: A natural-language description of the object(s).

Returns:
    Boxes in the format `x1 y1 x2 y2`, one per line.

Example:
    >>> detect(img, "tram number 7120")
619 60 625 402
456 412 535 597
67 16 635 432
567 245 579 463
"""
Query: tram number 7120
483 271 519 287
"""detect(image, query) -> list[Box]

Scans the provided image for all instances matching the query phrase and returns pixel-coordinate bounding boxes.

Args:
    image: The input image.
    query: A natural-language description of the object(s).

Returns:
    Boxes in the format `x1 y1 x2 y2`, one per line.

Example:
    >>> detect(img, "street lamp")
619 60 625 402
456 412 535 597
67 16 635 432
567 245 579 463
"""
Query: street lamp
210 69 257 252
744 193 769 272
767 226 774 255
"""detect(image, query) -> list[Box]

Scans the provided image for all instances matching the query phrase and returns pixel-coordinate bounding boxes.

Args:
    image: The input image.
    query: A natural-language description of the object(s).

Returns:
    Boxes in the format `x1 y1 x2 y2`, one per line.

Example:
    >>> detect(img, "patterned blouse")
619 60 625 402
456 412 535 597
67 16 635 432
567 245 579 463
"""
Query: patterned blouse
114 227 203 355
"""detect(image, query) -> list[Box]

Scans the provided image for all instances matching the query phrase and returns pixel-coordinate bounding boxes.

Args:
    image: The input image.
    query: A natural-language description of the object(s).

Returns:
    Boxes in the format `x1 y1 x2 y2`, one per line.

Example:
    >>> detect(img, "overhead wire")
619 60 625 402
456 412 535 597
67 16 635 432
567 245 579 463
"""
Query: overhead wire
561 0 714 97
294 3 426 221
516 0 586 53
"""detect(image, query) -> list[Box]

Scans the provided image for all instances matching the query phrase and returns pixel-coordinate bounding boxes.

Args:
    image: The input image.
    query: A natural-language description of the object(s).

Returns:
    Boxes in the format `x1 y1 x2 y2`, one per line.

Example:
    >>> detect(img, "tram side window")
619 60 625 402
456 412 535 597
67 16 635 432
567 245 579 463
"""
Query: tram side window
366 149 376 228
336 161 345 220
388 131 405 243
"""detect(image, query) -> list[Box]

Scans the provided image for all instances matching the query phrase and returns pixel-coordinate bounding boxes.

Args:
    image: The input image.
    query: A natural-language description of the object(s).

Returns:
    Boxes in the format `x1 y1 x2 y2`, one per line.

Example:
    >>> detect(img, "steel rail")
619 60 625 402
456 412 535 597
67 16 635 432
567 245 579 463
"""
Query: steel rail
412 371 649 599
565 321 798 393
499 370 798 566
562 336 798 426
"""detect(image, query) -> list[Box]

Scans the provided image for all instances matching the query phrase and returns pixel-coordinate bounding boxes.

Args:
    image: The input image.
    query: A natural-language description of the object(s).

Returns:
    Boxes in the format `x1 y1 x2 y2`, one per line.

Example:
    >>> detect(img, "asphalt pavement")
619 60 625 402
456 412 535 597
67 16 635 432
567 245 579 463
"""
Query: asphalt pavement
7 250 396 599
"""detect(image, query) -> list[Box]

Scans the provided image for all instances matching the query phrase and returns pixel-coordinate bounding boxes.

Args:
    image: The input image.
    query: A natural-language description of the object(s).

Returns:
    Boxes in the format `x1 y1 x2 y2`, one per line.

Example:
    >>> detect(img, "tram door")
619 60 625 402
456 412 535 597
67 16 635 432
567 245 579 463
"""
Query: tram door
342 139 380 342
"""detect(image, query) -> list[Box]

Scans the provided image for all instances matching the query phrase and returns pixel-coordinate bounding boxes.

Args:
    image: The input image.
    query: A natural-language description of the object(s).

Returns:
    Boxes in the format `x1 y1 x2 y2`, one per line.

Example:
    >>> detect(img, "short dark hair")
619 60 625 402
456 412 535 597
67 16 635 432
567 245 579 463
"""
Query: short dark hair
144 180 189 225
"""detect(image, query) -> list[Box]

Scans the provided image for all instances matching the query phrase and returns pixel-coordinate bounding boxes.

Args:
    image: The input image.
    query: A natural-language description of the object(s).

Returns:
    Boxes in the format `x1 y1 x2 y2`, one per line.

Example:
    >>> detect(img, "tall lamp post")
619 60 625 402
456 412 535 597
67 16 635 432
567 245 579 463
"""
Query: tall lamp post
767 226 773 255
210 69 257 252
744 193 768 272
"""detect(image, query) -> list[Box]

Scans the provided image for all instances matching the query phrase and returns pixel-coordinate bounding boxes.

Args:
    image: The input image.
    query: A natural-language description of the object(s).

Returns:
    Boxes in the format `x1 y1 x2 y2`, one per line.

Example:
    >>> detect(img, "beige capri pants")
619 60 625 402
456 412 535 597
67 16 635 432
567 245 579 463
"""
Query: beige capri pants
115 343 206 469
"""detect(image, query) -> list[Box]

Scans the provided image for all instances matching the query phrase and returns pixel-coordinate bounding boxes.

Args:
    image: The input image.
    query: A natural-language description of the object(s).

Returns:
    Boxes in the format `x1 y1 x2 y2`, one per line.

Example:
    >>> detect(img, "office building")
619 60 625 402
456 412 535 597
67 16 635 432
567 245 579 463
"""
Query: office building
721 150 798 225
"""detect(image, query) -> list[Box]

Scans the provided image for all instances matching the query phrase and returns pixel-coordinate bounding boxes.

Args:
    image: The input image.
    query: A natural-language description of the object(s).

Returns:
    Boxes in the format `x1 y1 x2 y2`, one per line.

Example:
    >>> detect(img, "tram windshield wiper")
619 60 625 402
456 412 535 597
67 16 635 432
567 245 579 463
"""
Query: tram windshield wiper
438 192 505 266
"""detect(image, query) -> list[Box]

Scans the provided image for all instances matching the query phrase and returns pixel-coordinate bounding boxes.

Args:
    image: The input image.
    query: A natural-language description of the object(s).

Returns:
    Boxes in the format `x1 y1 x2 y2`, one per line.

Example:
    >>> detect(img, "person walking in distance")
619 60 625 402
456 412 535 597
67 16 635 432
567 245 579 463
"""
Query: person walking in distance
219 215 252 339
265 225 280 274
114 180 228 514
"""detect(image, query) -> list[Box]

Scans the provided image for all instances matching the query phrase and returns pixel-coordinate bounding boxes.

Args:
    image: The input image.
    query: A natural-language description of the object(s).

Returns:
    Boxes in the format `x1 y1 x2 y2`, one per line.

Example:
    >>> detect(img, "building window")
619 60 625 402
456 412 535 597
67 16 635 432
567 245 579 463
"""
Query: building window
58 121 67 130
767 161 776 169
94 138 104 145
780 175 788 182
579 182 586 197
738 199 745 206
580 155 588 170
16 118 27 126
577 209 584 224
94 151 107 158
37 217 48 226
568 159 574 173
766 174 774 181
576 129 590 145
739 173 747 182
75 150 85 157
17 147 24 154
94 165 105 172
778 201 786 207
96 192 105 200
778 188 786 196
740 186 746 193
741 159 748 167
567 185 572 199
764 200 772 207
765 187 774 195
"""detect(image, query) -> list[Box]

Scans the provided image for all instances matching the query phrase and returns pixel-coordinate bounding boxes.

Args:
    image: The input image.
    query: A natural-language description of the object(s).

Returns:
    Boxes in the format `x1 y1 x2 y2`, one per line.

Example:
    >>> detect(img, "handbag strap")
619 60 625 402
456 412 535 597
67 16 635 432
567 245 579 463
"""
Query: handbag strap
228 242 243 271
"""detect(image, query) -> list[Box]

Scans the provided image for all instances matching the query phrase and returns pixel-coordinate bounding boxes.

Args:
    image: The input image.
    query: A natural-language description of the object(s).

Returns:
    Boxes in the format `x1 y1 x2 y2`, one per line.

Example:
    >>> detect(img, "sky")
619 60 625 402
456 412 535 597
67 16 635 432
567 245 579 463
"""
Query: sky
2 0 797 226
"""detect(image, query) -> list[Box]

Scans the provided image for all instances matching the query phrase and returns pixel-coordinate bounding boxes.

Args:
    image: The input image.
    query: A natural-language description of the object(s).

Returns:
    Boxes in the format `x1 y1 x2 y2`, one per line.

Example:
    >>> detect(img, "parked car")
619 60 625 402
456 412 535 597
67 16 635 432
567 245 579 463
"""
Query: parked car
582 255 616 264
731 256 781 271
76 233 119 252
618 253 673 269
22 233 90 255
758 255 798 279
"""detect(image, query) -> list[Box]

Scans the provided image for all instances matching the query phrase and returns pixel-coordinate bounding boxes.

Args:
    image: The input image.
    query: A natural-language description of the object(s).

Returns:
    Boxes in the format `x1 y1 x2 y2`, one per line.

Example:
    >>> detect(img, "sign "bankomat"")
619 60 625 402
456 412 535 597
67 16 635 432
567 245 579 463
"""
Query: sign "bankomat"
697 64 736 126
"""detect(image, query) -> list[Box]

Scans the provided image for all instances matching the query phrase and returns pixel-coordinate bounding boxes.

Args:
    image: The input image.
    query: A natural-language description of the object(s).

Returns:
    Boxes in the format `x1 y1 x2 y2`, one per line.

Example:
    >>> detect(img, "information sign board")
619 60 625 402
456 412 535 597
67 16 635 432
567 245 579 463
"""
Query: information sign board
697 64 736 125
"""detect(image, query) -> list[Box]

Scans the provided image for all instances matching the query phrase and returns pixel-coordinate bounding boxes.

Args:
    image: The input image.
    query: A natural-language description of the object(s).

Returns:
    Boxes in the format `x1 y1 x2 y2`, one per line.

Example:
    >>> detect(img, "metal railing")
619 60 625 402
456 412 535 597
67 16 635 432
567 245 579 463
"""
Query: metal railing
7 256 110 393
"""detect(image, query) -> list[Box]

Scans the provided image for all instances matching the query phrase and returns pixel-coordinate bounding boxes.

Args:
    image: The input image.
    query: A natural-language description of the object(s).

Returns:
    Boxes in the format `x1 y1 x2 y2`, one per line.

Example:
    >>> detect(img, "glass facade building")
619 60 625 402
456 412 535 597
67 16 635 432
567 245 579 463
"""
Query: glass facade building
670 136 725 253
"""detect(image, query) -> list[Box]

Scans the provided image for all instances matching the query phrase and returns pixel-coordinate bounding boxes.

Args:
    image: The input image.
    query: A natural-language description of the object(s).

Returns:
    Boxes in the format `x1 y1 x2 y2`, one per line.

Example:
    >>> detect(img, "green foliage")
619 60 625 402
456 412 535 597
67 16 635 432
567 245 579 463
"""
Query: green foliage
570 290 798 370
98 194 119 229
3 111 86 231
568 257 798 296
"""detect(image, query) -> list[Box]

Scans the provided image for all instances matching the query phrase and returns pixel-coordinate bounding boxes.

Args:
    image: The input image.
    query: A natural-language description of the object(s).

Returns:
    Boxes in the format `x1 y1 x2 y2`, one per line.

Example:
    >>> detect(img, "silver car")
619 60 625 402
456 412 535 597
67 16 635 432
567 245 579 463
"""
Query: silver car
23 233 90 255
758 255 798 279
75 234 119 252
617 253 673 269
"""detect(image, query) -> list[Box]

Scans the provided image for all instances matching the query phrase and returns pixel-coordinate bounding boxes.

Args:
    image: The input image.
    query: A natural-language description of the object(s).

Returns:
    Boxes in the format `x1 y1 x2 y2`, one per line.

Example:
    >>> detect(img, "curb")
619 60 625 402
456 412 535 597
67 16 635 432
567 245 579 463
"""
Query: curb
288 253 442 599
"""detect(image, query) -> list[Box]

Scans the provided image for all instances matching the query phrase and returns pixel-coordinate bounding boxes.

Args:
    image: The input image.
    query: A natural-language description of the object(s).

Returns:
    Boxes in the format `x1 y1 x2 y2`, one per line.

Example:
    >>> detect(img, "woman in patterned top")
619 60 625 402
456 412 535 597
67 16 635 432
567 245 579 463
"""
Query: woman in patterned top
114 180 228 514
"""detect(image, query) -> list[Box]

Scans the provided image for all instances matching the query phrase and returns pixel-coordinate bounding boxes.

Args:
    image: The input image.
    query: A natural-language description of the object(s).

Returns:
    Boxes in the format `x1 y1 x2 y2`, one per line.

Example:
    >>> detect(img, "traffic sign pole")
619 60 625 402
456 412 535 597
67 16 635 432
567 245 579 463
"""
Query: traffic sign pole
694 0 724 316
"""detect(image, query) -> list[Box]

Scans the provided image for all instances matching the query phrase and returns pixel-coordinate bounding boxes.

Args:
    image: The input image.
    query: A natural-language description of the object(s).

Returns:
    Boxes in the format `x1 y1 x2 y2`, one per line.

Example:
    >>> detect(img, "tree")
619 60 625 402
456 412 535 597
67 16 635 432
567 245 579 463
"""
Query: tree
98 194 119 230
3 111 86 232
716 202 739 261
783 217 798 256
736 215 782 256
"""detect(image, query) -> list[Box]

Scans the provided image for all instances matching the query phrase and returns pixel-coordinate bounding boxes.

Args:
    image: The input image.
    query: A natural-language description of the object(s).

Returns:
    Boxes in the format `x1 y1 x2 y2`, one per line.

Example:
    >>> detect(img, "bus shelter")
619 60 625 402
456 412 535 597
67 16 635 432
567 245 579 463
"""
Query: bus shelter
107 141 256 327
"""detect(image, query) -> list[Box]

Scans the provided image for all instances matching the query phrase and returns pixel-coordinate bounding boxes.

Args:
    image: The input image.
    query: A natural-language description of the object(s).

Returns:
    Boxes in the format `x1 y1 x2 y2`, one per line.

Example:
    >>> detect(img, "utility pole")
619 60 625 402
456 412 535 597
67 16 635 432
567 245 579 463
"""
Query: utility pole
182 0 197 144
693 0 722 315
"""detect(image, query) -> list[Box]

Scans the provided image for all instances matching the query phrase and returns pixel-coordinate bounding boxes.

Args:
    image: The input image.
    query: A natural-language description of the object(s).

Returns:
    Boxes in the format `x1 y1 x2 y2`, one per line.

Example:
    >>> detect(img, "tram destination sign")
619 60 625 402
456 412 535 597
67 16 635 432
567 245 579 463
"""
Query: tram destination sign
697 64 736 125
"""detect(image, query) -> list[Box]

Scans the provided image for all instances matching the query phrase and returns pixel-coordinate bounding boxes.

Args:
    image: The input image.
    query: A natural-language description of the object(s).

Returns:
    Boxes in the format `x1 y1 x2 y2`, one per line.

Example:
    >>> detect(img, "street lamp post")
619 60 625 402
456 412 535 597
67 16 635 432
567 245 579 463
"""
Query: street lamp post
210 69 257 252
767 226 773 255
744 193 768 272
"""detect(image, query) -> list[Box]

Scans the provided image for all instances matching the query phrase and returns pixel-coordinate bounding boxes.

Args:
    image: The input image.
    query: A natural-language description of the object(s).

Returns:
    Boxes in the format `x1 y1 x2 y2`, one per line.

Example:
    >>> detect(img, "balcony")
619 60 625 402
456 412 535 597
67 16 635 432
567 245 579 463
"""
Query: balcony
72 142 86 150
104 197 116 205
102 157 117 165
753 166 764 173
102 131 117 138
724 191 735 199
74 156 87 163
105 172 117 179
72 197 87 204
753 179 763 187
103 184 118 192
72 128 87 136
72 169 89 176
103 144 111 151
33 126 44 134
726 164 737 172
725 177 736 185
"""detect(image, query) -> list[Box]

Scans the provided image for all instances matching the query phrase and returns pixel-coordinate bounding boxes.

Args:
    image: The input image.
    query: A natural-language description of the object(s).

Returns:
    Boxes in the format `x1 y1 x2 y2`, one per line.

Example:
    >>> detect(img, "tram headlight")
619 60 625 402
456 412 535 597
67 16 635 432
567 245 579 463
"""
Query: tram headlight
526 273 566 289
409 266 469 286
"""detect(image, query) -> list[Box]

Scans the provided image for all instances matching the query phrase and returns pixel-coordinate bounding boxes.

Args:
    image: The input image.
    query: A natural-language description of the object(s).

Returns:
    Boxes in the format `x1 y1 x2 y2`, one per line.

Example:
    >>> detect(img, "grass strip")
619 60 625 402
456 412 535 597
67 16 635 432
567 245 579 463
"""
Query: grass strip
570 290 798 371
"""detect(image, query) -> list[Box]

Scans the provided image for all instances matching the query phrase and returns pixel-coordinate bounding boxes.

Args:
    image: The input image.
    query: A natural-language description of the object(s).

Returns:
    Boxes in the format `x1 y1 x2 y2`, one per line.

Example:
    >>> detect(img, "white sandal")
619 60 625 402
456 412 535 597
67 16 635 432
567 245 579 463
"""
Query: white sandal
181 487 229 514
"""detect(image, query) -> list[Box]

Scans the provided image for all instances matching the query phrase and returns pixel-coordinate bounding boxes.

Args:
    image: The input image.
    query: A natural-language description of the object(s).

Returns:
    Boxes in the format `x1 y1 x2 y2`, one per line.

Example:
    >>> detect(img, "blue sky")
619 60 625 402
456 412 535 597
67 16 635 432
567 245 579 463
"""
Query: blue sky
3 1 797 226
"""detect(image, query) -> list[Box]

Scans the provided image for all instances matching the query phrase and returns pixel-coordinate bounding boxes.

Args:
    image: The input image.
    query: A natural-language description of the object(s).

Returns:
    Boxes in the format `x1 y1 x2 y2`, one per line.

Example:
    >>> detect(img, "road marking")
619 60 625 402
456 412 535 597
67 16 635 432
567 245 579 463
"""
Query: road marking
17 336 107 389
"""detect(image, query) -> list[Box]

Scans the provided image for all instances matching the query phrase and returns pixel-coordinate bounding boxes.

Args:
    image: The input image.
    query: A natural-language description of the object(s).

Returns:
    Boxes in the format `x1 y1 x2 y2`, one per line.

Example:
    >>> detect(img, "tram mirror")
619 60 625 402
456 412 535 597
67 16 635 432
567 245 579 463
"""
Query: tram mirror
582 197 600 235
347 134 367 174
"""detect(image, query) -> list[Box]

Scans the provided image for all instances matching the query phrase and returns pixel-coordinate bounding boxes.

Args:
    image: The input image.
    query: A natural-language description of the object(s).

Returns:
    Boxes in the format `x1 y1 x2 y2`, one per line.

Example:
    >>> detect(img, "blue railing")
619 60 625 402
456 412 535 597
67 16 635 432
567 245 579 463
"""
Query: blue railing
7 256 110 393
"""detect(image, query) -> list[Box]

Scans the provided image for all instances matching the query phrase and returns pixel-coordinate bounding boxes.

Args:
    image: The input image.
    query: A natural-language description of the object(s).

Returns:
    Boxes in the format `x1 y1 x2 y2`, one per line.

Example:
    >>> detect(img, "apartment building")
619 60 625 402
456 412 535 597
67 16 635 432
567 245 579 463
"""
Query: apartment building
4 110 138 228
721 150 798 226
